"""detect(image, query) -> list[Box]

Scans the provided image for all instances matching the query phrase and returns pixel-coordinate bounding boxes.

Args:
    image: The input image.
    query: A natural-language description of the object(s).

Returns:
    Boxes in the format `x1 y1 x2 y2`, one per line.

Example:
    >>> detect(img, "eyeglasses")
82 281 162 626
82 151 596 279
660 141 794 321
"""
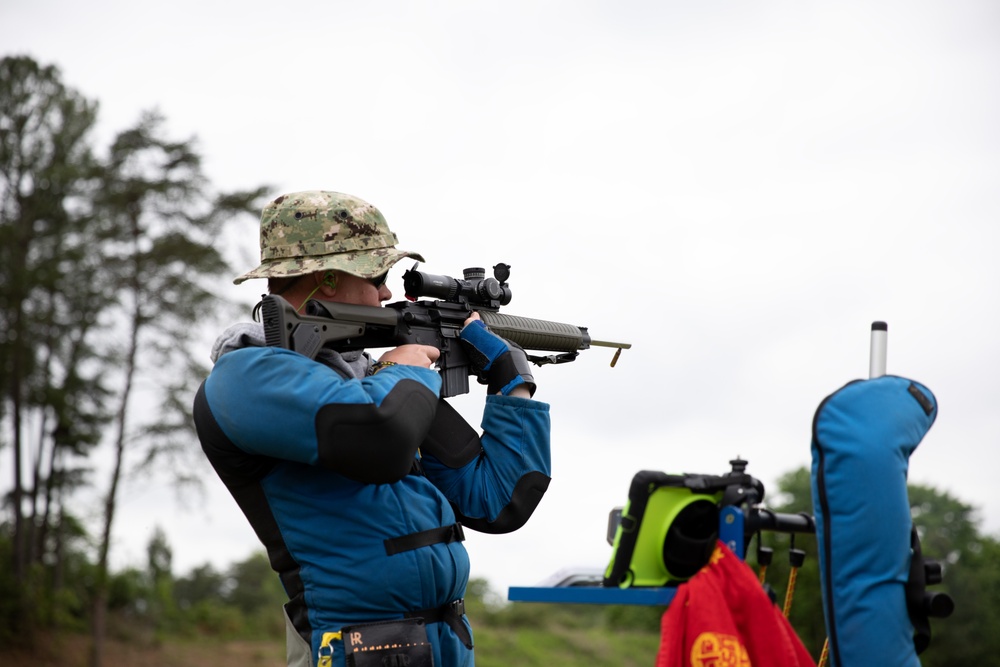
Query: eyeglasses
368 271 389 289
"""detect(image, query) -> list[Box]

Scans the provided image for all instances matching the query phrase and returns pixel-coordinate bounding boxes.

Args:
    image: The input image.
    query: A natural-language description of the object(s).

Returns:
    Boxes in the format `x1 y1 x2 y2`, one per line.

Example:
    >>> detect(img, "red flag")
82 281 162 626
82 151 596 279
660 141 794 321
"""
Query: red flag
657 541 815 667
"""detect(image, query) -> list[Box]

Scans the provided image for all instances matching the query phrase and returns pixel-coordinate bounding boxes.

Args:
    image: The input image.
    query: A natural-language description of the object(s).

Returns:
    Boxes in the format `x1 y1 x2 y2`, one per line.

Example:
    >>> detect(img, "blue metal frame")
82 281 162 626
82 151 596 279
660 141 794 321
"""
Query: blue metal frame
507 508 746 606
720 505 744 558
507 585 676 606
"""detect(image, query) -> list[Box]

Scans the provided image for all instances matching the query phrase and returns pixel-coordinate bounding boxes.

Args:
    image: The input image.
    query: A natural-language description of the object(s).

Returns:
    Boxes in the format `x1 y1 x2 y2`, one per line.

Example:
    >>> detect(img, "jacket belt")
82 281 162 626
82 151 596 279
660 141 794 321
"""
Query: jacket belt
404 599 472 649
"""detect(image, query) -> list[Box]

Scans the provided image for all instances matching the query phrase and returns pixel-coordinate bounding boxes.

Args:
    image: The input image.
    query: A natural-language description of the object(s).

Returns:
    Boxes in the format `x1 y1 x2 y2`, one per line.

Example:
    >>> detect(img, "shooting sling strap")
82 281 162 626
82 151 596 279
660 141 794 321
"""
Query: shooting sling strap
383 523 465 556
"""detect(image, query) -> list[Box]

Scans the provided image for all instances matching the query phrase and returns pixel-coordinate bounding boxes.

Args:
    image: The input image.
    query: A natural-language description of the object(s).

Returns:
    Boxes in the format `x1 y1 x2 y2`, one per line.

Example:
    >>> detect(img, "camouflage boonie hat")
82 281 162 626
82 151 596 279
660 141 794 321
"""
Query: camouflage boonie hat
233 191 425 284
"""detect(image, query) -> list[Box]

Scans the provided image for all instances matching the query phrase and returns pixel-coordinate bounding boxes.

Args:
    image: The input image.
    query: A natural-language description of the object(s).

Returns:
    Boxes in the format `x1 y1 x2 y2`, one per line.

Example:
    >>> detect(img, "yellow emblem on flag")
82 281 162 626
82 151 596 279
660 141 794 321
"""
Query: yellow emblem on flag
690 631 751 667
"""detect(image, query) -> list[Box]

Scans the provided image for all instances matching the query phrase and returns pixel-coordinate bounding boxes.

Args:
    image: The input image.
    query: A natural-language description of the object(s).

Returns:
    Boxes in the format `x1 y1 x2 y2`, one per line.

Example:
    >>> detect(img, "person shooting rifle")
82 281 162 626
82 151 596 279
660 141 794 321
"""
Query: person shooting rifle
193 190 561 667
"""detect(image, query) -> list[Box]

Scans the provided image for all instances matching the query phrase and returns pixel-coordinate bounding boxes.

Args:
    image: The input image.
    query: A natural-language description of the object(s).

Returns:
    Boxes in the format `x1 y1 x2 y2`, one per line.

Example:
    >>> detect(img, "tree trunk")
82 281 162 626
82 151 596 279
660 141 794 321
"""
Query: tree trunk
7 190 42 581
10 306 26 580
89 589 108 667
27 406 49 566
88 343 135 667
88 223 141 667
38 422 59 586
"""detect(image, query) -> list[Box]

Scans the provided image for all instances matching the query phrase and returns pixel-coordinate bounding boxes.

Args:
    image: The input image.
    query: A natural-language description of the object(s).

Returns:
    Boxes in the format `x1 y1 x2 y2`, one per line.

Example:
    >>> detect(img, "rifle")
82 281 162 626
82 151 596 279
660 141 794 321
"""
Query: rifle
260 263 631 397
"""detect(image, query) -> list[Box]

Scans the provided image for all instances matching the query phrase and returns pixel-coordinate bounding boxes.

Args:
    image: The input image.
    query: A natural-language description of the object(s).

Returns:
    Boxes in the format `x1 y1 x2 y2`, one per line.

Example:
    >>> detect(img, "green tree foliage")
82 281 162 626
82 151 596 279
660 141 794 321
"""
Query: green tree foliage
1 55 268 663
1 54 108 645
137 547 286 640
173 563 227 611
85 109 266 667
144 527 178 634
904 486 1000 666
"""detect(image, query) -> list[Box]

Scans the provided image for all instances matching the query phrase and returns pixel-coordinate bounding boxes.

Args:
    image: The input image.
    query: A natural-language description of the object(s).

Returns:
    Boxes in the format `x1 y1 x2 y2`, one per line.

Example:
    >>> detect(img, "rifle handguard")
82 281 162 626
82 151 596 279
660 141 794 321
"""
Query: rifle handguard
479 312 590 353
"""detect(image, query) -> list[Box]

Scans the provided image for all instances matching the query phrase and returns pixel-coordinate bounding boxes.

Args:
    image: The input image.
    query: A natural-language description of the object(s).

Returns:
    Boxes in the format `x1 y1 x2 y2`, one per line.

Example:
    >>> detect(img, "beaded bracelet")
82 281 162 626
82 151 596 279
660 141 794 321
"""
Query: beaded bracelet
370 360 398 375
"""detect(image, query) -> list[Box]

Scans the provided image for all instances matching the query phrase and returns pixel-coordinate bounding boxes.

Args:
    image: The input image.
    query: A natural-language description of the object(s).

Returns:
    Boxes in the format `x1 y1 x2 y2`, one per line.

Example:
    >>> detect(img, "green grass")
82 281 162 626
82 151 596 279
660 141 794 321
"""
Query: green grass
470 601 664 667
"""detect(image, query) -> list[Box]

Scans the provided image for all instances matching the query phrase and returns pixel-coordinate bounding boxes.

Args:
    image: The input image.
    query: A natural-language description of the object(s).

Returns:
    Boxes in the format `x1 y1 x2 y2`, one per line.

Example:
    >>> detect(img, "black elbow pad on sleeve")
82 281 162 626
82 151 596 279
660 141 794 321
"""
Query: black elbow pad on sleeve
419 399 484 468
457 471 551 534
420 399 551 533
314 379 438 484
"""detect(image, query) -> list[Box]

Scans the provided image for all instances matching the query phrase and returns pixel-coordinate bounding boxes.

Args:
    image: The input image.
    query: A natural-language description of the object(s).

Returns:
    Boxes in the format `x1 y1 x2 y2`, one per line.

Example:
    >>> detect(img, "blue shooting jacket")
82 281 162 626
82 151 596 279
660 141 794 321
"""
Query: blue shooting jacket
193 324 551 666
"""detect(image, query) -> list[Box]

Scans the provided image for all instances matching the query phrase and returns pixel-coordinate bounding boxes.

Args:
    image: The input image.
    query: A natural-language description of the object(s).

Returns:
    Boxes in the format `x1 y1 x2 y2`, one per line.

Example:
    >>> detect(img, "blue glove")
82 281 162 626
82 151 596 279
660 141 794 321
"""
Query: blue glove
459 319 536 396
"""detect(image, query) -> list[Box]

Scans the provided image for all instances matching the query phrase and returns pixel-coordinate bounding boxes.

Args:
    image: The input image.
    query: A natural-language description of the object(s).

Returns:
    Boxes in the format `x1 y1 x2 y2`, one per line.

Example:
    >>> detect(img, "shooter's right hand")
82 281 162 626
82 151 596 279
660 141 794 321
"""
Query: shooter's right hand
378 344 440 369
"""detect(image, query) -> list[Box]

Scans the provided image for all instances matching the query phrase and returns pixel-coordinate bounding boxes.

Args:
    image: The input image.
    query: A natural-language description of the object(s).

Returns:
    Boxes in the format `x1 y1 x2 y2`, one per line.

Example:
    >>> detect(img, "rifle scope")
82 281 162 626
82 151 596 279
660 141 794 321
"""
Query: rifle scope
404 264 513 308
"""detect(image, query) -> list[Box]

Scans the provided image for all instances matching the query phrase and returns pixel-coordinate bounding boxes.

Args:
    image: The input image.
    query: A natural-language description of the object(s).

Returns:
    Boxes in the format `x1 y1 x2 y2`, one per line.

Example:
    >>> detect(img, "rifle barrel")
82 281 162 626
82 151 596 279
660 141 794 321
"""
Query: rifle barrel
590 339 633 350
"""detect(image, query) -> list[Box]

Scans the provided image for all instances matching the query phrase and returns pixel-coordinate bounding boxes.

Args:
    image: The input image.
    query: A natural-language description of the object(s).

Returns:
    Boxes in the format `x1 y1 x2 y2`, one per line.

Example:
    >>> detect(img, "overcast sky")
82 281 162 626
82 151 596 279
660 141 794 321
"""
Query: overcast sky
3 1 999 598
